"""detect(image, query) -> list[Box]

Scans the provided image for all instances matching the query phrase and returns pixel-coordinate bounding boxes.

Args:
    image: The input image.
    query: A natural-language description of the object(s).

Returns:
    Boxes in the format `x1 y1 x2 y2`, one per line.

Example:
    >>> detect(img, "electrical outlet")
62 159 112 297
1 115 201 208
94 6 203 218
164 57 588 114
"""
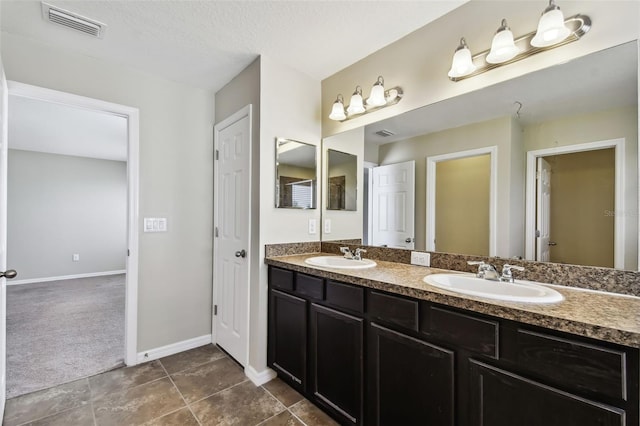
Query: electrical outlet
72 253 80 262
308 219 317 234
324 219 331 234
411 251 430 267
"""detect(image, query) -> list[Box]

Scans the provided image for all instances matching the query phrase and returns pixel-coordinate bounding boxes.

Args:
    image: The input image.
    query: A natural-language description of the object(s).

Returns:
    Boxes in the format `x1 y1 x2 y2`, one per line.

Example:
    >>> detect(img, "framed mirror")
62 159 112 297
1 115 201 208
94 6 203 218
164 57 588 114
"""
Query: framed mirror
326 149 357 211
275 138 317 209
321 40 639 270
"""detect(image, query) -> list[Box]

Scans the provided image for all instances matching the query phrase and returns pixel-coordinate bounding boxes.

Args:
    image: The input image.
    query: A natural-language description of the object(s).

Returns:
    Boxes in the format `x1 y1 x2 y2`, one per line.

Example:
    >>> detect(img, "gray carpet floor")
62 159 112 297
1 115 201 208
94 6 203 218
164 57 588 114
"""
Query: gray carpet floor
6 274 125 398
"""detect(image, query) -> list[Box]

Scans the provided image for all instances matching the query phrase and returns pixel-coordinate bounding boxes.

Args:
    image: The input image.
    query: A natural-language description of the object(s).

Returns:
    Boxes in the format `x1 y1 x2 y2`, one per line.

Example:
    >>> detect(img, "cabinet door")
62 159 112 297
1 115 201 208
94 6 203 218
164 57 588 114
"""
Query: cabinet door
469 359 625 426
369 323 455 426
268 289 307 391
310 303 364 425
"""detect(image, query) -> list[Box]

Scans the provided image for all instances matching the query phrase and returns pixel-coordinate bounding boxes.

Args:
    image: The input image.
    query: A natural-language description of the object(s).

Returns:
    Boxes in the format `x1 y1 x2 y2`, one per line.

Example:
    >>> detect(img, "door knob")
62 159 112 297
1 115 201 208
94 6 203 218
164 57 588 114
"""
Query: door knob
0 269 17 279
235 250 246 258
548 242 557 246
405 237 414 243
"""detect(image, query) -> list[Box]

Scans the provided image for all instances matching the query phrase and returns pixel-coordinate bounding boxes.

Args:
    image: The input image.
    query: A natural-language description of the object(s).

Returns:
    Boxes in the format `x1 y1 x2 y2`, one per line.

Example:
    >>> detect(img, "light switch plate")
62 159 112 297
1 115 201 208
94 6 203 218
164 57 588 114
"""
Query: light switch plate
144 217 168 233
324 219 331 234
411 251 430 267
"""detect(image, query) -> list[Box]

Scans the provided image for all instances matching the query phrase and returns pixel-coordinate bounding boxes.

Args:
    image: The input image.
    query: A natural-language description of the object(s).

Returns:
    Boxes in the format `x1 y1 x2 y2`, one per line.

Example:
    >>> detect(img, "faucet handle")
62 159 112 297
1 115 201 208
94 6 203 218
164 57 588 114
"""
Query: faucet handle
340 246 352 254
354 248 367 260
467 260 486 266
501 264 525 282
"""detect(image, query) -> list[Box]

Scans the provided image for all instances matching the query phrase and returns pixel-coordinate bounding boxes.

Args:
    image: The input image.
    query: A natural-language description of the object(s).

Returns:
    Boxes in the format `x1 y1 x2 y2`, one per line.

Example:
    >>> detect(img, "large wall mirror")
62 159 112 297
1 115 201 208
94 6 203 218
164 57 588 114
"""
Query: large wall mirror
275 138 317 209
321 40 639 271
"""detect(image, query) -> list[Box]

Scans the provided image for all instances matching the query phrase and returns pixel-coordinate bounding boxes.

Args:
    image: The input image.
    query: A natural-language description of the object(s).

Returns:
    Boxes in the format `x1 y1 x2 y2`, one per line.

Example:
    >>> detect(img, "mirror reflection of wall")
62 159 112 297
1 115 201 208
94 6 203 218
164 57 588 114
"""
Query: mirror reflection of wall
435 155 490 256
275 138 317 209
320 41 638 271
326 149 357 211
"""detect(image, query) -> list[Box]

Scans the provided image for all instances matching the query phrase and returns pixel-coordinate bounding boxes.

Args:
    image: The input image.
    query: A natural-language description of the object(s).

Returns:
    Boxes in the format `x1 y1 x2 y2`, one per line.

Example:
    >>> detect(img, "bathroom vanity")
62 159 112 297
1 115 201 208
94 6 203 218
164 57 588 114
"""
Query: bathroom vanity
266 254 640 426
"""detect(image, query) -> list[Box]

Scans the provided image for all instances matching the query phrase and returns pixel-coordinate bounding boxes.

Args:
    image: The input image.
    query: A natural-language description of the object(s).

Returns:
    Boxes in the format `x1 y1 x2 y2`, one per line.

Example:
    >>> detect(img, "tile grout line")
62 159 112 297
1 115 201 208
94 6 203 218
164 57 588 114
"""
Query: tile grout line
258 386 304 426
287 400 312 426
158 359 204 426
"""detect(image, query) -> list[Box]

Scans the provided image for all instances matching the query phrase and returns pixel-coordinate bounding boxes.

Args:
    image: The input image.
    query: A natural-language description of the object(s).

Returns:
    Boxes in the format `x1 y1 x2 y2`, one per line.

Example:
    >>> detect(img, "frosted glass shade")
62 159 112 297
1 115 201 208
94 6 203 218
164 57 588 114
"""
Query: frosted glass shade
531 9 570 47
448 45 476 78
329 98 346 121
347 92 365 115
366 83 386 107
487 28 520 64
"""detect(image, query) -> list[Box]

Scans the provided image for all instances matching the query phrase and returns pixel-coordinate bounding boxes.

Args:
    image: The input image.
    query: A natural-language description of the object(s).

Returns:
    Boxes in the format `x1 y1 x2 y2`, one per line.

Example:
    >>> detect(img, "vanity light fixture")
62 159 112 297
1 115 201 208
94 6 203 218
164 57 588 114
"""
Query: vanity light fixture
448 1 590 81
329 75 403 122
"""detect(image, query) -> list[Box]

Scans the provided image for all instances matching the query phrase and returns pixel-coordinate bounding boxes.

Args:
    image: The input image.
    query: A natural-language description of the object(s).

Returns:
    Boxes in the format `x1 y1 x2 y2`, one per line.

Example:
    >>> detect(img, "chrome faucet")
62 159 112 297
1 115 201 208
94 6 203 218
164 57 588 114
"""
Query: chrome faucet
500 264 525 283
354 248 367 261
467 261 500 281
340 246 354 259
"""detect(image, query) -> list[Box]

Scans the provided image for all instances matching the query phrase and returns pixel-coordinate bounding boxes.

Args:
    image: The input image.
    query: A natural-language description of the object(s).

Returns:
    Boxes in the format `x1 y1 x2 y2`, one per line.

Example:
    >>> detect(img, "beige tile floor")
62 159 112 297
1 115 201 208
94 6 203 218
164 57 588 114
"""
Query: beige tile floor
2 345 338 426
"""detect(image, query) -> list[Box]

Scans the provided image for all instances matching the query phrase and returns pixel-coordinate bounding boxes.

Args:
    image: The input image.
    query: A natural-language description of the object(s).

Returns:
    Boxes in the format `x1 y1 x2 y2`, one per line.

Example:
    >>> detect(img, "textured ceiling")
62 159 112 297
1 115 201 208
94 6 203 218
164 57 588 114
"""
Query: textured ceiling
0 0 467 91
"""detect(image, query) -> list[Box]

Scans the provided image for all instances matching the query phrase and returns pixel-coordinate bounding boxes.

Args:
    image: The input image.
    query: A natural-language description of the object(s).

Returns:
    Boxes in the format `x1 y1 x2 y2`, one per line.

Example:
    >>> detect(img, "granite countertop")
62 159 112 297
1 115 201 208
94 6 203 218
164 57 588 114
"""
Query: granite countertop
265 253 640 349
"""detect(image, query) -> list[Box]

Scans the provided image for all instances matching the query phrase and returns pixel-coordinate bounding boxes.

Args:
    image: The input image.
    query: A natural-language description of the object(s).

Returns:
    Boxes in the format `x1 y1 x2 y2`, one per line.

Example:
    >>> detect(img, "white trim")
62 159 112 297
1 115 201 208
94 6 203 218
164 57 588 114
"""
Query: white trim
245 365 276 386
8 270 126 285
136 334 213 363
212 105 252 367
524 139 625 269
7 81 140 366
426 146 498 256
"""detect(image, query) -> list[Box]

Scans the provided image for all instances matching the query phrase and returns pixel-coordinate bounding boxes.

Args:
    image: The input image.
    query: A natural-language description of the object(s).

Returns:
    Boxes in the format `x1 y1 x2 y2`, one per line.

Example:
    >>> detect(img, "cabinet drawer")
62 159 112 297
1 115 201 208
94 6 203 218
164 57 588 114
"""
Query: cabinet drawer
295 273 324 300
325 280 364 314
422 305 499 359
515 328 627 400
269 267 294 292
369 291 419 332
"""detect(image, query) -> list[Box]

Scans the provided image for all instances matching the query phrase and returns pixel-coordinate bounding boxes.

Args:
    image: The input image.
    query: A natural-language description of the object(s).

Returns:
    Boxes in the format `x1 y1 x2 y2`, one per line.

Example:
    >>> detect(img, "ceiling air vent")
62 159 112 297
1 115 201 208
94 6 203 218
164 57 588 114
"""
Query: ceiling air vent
41 2 107 39
374 129 396 137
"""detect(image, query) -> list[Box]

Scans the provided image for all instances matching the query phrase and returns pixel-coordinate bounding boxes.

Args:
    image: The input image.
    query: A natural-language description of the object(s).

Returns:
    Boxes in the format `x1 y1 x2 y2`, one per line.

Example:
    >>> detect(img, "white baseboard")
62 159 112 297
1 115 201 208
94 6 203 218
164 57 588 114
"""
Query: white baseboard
9 270 126 286
136 334 213 364
245 365 277 386
0 374 5 421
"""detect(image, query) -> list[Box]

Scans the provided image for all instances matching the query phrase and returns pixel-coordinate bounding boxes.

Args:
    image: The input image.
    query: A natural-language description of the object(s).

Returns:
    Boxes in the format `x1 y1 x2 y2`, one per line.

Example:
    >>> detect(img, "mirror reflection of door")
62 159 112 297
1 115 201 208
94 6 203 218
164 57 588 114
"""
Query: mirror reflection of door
328 176 346 210
369 160 415 249
435 155 490 256
535 149 615 268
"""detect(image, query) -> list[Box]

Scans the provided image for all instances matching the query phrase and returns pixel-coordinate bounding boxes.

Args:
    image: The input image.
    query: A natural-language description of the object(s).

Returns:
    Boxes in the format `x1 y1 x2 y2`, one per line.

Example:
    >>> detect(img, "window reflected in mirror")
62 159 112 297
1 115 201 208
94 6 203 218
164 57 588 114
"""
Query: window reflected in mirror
275 138 317 209
327 149 357 211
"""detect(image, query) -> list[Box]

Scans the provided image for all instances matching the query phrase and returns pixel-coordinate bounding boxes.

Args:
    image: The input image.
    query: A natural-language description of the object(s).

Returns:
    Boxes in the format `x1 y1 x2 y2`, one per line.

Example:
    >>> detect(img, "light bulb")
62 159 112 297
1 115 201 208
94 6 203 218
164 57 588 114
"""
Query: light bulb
531 0 571 47
366 76 387 107
347 86 365 115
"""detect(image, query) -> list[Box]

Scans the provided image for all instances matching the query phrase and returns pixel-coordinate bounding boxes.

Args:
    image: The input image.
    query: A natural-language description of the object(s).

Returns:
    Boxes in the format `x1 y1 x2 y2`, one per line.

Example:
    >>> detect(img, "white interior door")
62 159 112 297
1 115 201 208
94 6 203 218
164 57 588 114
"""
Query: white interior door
371 160 415 249
213 106 251 366
536 157 552 262
0 59 9 416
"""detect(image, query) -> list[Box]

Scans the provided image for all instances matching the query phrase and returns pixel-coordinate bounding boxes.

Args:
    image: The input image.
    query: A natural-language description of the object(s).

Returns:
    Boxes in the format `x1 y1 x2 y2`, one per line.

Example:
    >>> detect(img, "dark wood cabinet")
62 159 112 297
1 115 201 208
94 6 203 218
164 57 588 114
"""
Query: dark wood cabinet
310 303 364 424
368 322 455 426
267 265 639 426
268 289 307 392
469 360 626 426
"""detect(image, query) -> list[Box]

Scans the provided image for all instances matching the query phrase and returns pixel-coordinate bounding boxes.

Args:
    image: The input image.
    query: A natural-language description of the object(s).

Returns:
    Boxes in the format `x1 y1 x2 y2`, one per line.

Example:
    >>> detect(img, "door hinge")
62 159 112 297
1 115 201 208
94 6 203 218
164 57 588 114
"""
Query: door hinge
127 249 130 257
214 227 219 238
215 150 219 160
214 305 218 316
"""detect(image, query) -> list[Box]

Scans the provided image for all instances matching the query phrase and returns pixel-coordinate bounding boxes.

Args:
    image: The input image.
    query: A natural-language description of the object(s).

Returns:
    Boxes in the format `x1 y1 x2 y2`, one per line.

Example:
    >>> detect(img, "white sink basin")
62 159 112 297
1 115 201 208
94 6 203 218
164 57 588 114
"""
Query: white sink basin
305 256 377 270
423 273 564 304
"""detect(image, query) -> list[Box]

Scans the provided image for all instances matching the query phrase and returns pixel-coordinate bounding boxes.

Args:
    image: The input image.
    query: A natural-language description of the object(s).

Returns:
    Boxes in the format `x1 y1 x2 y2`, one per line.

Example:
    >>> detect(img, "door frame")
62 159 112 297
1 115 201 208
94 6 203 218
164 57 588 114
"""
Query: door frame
426 146 498 255
7 81 140 365
524 138 625 268
212 104 252 366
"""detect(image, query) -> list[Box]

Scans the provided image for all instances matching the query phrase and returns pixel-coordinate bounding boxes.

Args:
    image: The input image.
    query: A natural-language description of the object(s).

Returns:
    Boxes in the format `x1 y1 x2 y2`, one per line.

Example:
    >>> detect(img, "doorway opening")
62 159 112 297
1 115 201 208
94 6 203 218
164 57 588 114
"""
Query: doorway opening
5 82 139 398
525 139 625 268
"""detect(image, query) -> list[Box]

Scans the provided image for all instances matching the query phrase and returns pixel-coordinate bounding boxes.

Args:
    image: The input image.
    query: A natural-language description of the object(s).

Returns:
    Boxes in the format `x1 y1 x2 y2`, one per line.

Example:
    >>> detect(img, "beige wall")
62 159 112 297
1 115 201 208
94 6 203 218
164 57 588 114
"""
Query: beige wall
322 1 639 137
2 32 216 352
547 149 615 268
435 155 490 256
378 116 522 257
277 164 315 181
524 105 638 269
